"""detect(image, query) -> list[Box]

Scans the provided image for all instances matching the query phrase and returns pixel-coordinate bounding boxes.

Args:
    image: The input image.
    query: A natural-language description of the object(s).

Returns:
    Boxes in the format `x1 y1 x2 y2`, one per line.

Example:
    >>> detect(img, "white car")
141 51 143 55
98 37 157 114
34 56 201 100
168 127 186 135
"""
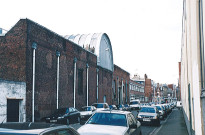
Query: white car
0 122 80 135
129 100 141 110
177 101 182 108
91 103 109 112
80 106 96 124
78 110 142 135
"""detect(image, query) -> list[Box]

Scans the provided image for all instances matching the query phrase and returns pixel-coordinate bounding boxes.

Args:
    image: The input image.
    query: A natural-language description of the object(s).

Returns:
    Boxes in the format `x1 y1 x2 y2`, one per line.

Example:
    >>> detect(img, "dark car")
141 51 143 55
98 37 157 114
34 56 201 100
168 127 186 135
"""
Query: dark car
45 107 80 125
0 122 80 135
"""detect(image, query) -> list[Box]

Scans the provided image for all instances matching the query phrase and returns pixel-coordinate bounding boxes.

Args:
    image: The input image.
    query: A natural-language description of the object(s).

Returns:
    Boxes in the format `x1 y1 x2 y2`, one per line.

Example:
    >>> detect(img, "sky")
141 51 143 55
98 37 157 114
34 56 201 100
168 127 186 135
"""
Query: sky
1 0 183 85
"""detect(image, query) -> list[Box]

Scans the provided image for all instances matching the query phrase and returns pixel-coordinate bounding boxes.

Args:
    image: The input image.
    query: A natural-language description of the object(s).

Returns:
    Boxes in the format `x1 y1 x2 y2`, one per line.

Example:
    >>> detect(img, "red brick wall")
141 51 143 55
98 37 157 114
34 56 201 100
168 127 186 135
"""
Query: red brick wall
129 80 145 98
98 66 113 105
0 20 27 82
145 78 153 102
0 19 98 119
113 65 130 105
27 19 98 117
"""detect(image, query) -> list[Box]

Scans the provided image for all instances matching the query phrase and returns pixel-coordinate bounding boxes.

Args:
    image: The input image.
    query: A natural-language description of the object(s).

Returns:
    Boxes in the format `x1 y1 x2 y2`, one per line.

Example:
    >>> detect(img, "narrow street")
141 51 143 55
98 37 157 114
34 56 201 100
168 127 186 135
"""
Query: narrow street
70 108 188 135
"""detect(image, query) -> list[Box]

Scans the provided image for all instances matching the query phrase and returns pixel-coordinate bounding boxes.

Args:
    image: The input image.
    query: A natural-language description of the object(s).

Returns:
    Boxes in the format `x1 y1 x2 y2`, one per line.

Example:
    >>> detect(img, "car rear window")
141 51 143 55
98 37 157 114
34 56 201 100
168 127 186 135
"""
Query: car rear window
87 113 127 127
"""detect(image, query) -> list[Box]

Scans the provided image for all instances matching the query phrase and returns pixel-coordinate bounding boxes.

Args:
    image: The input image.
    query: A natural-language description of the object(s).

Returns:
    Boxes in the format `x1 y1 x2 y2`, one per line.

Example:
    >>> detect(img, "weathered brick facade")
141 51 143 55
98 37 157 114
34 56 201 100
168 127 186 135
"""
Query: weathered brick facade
144 78 153 102
0 19 109 119
112 65 130 105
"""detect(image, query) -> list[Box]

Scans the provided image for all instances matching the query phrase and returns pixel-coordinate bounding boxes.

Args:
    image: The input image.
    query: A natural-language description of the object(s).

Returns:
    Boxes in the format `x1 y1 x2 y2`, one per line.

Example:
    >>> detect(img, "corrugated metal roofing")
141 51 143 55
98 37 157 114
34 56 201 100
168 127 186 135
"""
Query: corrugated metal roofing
65 33 114 71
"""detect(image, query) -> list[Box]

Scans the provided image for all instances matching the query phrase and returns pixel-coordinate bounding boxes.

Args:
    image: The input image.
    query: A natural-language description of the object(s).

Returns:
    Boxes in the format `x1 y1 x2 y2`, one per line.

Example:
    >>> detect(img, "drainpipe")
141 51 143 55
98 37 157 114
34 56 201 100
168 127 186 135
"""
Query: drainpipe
32 42 37 122
117 77 119 105
96 68 99 103
73 58 77 108
121 79 123 104
125 80 127 104
86 64 89 106
56 51 60 109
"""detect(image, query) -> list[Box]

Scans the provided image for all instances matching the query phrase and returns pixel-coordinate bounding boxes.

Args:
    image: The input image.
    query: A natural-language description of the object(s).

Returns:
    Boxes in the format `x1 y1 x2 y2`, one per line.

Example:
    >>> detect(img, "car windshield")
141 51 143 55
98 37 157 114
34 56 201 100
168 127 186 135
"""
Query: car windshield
130 101 139 105
87 113 127 127
92 104 103 108
155 106 162 110
140 107 156 113
81 107 91 111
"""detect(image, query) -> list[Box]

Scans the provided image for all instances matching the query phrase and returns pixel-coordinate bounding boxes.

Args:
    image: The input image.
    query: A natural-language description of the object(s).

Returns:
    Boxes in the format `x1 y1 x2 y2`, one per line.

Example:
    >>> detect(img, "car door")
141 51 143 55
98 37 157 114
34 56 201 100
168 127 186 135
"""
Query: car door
72 108 80 122
68 108 75 123
126 114 139 135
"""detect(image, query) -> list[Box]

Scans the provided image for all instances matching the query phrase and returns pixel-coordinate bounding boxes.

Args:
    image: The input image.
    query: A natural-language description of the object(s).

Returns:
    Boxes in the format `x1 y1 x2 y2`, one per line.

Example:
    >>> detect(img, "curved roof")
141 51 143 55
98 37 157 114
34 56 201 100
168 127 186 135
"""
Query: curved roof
65 33 114 72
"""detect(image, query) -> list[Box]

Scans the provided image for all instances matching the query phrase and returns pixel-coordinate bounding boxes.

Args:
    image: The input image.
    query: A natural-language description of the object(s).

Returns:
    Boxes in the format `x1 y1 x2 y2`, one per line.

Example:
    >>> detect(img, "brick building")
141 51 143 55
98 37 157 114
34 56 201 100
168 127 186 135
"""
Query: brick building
0 19 114 122
112 65 130 105
132 74 153 102
129 79 145 102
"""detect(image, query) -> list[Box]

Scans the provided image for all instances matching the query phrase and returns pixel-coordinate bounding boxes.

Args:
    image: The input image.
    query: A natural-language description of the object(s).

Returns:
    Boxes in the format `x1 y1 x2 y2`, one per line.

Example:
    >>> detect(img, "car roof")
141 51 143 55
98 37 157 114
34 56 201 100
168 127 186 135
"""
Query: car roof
95 110 131 115
0 122 67 130
141 106 156 109
0 123 73 135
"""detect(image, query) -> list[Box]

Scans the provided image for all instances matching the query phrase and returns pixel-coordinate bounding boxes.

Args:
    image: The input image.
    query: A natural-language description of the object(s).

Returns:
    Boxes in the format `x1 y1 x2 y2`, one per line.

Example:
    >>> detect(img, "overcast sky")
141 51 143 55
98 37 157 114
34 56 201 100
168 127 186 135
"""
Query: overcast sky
1 0 183 84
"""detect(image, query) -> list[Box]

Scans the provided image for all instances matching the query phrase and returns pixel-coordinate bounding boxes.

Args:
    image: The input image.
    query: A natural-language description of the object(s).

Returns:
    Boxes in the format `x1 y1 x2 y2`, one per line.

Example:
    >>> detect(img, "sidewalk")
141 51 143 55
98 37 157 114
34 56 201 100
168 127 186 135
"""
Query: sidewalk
154 108 188 135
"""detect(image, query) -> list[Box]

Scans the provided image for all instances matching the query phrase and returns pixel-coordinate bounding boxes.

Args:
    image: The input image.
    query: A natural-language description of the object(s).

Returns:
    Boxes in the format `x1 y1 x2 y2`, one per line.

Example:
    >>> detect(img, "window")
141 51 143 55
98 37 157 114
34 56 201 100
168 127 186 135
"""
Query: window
113 80 116 98
78 69 83 95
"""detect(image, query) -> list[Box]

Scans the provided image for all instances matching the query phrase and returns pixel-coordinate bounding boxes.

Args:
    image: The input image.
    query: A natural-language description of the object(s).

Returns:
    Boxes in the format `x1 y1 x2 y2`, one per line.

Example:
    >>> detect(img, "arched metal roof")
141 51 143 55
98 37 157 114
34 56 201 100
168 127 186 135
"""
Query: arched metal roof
65 33 114 72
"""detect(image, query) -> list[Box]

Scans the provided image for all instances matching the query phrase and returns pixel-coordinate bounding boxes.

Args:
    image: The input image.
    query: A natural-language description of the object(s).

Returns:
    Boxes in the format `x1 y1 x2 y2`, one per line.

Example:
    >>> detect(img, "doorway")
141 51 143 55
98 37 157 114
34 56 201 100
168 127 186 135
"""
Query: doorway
7 99 19 122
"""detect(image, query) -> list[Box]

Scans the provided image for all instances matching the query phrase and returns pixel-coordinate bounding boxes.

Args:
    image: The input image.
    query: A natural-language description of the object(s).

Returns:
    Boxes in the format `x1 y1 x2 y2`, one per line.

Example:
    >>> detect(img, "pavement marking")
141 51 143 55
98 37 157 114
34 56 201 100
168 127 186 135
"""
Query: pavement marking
149 110 173 135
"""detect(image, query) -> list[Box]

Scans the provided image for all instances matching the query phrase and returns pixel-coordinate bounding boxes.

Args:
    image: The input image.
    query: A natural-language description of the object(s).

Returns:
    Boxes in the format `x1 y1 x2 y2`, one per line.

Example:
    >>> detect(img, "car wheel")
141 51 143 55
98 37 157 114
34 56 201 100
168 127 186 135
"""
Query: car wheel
66 119 70 125
156 119 160 126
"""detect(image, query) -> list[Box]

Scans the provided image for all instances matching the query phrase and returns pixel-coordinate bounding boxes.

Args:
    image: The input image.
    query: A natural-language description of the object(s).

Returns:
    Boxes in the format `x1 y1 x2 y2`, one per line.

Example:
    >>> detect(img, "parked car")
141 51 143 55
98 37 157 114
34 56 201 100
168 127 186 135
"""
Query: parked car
124 104 131 111
109 105 118 110
0 122 80 135
91 103 109 111
129 100 141 110
45 107 80 125
80 106 96 124
177 101 182 108
116 104 125 111
78 110 142 135
137 106 160 126
154 105 165 120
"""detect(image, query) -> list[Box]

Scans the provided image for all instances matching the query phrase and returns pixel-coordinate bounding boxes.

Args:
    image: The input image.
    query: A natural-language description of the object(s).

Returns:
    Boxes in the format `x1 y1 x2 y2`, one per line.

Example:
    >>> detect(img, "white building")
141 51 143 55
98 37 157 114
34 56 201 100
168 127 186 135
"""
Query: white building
181 0 205 134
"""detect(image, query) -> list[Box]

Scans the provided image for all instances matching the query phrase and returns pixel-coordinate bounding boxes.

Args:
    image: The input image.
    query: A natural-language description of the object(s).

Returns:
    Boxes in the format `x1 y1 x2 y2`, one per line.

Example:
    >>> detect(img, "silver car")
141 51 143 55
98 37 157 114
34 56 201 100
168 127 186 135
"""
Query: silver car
137 106 160 126
0 122 80 135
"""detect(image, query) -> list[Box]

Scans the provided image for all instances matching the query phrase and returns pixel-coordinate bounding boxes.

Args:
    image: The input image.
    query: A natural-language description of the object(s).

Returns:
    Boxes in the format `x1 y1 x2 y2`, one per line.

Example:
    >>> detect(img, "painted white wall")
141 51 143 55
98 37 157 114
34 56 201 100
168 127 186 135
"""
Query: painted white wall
181 0 203 134
0 80 26 123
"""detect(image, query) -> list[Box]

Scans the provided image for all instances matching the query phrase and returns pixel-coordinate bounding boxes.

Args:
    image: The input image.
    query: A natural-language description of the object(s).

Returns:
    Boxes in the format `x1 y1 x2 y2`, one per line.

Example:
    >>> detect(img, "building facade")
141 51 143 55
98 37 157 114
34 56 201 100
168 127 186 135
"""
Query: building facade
112 65 130 105
181 0 205 134
0 19 115 122
129 79 145 102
